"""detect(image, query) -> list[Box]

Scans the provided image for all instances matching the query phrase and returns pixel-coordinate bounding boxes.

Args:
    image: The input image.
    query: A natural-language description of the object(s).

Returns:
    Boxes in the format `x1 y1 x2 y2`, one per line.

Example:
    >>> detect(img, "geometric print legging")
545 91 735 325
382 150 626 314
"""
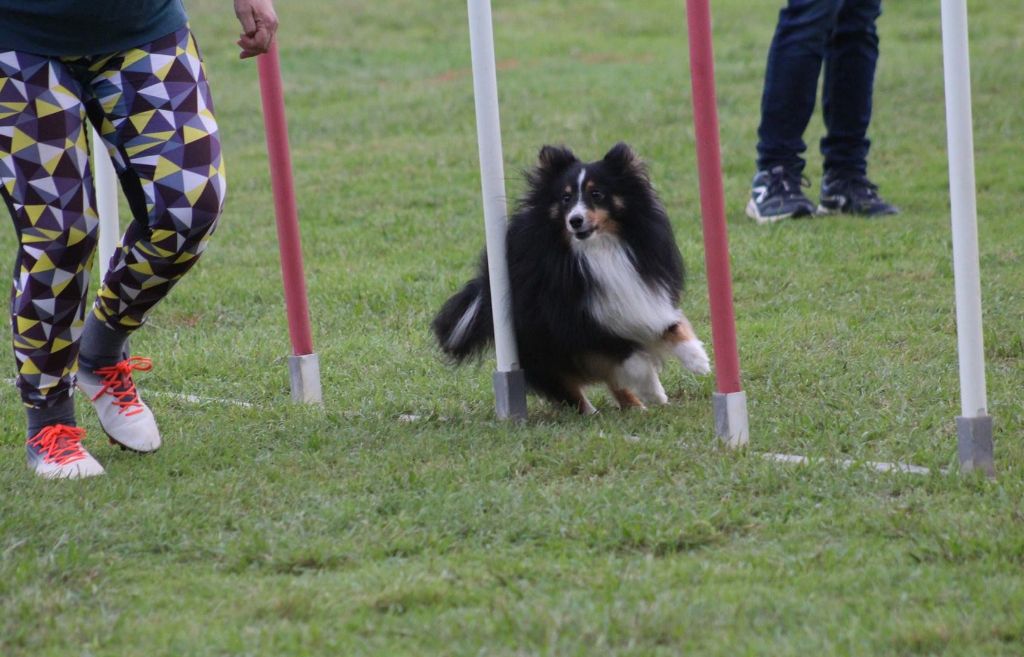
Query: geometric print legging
0 27 225 408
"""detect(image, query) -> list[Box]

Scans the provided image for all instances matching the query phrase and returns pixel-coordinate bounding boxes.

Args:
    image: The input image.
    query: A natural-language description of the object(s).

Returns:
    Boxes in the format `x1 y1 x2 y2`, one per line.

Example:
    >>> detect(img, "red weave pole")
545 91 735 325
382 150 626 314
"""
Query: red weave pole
257 42 315 356
684 0 742 394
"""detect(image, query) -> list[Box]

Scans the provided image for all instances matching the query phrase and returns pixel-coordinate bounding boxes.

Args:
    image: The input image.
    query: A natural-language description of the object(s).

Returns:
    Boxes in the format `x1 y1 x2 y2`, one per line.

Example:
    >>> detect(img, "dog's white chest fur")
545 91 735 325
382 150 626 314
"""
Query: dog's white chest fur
574 235 681 343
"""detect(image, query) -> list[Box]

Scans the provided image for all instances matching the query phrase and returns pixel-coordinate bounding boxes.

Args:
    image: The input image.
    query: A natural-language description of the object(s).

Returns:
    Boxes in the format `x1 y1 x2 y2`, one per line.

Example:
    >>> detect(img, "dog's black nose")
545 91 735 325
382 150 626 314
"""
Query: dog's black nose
569 216 583 229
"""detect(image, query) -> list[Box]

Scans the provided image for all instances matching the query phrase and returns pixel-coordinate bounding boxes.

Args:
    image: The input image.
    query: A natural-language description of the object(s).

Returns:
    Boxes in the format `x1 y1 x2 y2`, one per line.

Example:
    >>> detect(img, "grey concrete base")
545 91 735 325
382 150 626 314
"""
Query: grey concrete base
493 369 527 421
957 415 994 477
289 353 322 404
713 391 749 449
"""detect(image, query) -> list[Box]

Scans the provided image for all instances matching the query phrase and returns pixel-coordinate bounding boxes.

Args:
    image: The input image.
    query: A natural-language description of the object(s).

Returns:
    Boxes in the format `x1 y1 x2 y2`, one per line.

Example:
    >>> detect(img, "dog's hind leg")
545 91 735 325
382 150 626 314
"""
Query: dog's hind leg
568 387 598 415
663 316 711 375
614 352 668 406
609 387 647 411
533 372 598 415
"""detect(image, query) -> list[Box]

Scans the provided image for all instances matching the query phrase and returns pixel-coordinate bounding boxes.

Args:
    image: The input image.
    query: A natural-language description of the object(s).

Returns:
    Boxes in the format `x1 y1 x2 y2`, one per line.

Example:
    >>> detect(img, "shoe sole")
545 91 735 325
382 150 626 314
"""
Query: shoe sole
817 203 900 217
107 435 160 454
746 199 815 224
99 421 161 454
29 456 106 479
104 429 160 450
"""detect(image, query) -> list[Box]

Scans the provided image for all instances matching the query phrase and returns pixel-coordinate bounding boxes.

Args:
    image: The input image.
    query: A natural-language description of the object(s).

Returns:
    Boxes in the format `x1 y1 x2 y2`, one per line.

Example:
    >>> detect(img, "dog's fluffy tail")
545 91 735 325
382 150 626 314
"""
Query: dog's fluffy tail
432 275 494 362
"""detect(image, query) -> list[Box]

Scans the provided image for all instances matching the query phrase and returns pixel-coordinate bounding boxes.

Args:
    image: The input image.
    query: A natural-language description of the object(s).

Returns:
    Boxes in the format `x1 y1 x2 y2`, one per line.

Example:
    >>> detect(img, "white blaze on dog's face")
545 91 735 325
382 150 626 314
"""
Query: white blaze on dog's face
560 167 618 242
566 169 590 237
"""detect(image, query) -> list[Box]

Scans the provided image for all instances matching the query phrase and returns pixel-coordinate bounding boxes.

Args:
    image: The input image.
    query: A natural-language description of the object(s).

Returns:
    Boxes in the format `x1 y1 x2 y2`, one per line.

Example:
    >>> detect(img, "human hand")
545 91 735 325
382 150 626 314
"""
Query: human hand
234 0 278 59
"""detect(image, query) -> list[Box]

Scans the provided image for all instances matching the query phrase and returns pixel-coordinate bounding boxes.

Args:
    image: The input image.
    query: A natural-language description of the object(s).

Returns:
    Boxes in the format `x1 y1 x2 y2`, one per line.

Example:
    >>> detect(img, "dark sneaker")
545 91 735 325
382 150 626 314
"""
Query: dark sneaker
818 171 899 216
745 166 817 224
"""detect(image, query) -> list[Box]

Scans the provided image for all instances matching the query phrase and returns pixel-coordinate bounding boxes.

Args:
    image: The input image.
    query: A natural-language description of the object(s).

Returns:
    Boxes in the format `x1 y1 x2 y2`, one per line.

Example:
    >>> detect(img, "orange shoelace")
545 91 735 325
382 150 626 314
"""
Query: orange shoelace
27 424 88 466
90 357 153 416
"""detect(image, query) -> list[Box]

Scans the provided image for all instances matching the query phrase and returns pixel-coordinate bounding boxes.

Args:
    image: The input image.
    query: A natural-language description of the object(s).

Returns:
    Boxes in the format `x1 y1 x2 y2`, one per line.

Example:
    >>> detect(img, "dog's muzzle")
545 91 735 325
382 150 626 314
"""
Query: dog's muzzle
568 214 594 240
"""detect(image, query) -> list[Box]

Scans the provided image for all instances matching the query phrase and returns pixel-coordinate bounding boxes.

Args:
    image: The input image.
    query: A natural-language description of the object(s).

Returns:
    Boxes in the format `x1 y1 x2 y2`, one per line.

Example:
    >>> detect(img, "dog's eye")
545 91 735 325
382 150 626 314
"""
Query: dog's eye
561 193 573 204
590 190 604 202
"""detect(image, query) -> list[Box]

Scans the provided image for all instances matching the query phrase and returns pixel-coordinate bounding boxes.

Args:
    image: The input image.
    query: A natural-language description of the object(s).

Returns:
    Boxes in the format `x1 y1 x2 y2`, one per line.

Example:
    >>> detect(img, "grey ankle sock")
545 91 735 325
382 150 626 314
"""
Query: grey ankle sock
26 393 76 438
79 313 130 372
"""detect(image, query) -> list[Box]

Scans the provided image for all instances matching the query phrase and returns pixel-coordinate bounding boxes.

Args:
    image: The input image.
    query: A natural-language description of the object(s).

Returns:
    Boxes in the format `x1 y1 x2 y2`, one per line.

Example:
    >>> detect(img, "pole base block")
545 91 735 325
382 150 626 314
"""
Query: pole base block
713 391 749 449
957 415 994 477
289 353 322 404
493 369 527 421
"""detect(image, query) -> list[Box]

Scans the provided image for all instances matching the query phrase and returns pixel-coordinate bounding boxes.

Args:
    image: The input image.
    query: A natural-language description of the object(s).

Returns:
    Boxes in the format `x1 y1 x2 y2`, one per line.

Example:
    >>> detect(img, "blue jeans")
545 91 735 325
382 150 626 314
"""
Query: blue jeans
756 0 883 175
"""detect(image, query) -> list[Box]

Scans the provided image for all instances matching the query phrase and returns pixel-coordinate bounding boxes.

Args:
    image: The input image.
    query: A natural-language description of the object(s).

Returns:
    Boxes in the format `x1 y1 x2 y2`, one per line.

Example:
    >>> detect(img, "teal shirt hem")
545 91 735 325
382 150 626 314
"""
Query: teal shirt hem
0 1 188 57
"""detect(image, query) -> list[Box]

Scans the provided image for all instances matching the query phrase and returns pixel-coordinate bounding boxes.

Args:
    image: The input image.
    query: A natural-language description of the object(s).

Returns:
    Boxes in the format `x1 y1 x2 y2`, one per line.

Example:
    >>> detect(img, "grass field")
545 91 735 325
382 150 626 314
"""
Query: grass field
3 0 1023 654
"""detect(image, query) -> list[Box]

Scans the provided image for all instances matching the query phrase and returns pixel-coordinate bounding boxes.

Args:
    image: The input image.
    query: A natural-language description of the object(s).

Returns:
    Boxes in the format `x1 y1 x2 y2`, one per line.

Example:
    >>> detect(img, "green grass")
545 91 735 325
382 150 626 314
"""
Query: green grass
2 0 1023 654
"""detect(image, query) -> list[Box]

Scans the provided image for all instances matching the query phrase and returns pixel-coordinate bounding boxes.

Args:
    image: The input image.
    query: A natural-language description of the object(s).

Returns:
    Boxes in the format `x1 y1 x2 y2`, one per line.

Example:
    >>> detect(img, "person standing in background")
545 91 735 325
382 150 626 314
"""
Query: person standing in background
745 0 899 224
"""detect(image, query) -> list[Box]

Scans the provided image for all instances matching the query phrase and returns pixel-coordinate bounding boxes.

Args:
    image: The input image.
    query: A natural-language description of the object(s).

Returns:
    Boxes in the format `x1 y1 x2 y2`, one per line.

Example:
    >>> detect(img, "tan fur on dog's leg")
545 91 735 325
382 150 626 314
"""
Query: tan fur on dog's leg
662 316 697 343
663 315 711 375
610 387 647 411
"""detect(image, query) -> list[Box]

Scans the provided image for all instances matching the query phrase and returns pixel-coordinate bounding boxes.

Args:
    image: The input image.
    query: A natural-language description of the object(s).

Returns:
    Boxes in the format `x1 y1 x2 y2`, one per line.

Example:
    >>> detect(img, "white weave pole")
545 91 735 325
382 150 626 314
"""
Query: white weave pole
91 127 120 281
939 0 994 476
466 0 527 420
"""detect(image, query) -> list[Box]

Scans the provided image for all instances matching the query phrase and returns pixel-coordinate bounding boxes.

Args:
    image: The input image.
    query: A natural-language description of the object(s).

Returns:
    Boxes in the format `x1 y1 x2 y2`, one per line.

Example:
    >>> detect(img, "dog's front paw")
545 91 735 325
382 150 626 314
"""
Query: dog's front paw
676 339 711 375
641 381 669 405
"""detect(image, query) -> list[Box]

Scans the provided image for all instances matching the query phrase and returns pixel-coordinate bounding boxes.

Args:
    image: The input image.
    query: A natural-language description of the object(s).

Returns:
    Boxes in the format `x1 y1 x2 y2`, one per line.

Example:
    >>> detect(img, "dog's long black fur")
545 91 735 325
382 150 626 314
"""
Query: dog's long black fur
432 142 685 407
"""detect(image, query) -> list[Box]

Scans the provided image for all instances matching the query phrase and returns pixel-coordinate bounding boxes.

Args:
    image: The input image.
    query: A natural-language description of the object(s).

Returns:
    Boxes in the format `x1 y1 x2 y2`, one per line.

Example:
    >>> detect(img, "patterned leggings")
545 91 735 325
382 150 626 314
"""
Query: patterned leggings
0 26 225 407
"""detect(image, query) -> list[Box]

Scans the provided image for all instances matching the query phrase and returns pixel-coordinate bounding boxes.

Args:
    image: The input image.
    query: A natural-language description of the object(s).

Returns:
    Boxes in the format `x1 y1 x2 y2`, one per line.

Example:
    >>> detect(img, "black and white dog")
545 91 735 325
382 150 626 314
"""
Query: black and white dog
433 143 710 413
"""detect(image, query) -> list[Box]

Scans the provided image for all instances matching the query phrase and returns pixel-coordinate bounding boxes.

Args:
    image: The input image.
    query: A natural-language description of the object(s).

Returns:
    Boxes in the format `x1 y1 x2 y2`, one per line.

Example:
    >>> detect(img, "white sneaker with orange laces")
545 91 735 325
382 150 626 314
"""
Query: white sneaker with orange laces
27 425 106 479
76 357 162 453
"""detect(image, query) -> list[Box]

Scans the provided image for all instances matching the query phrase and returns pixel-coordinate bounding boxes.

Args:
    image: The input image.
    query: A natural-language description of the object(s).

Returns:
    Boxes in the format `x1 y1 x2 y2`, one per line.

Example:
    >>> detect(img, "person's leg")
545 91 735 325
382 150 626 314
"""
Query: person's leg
0 52 100 421
0 51 105 477
820 0 882 174
817 0 897 215
75 26 226 450
747 0 844 223
756 0 844 173
81 26 225 357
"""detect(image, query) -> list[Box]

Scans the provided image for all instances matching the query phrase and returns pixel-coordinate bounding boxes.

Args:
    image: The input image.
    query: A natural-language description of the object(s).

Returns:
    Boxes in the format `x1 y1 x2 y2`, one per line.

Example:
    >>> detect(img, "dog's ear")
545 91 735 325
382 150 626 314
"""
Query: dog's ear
603 142 648 179
537 145 577 176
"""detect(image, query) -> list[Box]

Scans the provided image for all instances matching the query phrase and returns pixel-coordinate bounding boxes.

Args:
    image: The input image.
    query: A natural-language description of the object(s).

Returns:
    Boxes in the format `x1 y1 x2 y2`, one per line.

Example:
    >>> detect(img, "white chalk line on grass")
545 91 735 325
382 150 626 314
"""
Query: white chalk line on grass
760 452 937 476
4 378 254 409
145 390 254 408
388 415 942 476
2 376 942 471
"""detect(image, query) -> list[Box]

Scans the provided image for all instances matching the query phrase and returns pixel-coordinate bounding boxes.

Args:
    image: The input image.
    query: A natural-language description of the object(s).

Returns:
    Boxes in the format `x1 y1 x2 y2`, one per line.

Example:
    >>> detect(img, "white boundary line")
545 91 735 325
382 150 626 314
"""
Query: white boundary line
145 390 254 409
3 370 941 469
761 452 938 476
5 379 254 409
